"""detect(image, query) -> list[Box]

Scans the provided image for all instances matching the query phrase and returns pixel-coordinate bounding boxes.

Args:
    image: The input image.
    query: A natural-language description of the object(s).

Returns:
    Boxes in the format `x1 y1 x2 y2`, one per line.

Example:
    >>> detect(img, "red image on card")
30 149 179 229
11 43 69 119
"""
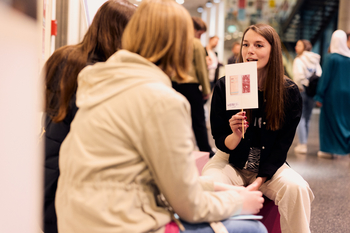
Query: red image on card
242 74 250 94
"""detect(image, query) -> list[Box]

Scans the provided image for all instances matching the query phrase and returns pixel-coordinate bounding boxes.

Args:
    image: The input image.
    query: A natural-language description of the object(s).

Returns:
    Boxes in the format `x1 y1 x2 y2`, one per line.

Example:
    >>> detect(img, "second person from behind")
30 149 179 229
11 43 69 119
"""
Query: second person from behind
292 39 322 154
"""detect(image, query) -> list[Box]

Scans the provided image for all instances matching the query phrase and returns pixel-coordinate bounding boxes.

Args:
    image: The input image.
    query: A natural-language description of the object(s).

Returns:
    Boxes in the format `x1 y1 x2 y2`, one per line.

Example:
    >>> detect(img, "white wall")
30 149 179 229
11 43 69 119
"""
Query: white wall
0 3 42 233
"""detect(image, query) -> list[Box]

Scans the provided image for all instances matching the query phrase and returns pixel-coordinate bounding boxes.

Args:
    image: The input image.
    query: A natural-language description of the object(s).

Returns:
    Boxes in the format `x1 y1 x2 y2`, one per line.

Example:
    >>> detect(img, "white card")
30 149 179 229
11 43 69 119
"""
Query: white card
225 62 259 110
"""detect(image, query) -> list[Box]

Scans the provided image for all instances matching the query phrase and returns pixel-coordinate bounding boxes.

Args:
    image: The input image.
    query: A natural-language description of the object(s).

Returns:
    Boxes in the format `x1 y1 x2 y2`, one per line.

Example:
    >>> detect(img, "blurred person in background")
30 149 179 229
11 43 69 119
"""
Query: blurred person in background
55 1 267 232
203 24 314 233
206 36 221 89
292 39 322 154
314 30 350 159
347 31 350 49
43 1 136 232
228 42 241 64
172 16 214 157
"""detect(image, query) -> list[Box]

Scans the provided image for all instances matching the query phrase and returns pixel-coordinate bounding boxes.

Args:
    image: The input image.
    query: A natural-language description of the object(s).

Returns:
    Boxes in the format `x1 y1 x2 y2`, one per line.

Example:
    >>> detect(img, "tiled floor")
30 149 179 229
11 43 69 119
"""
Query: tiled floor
206 108 350 233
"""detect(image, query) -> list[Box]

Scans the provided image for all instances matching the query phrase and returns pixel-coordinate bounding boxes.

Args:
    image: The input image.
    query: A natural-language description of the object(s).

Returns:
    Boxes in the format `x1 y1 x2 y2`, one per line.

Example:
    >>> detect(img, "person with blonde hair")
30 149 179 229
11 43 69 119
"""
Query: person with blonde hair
204 24 314 233
292 39 322 154
55 1 267 233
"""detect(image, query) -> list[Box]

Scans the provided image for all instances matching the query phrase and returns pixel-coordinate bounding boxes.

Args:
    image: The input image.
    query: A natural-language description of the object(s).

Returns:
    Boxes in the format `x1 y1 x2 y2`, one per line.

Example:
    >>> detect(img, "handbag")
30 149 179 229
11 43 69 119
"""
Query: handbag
303 72 320 97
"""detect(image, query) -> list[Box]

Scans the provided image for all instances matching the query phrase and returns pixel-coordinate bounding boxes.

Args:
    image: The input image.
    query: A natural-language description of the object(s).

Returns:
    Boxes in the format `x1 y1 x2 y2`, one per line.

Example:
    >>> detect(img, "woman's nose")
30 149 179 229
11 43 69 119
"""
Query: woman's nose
247 45 254 54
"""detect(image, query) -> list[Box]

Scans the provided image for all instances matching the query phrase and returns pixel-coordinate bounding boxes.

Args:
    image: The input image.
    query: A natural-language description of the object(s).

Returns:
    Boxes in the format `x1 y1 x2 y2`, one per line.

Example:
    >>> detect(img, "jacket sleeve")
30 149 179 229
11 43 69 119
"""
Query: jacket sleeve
314 55 333 104
258 83 302 180
292 58 306 90
210 77 239 154
140 94 243 223
194 41 211 96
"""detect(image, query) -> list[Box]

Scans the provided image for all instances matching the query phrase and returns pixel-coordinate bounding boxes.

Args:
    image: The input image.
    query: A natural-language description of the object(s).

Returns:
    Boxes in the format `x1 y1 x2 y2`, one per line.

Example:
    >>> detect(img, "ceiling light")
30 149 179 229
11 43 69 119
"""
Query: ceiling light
176 0 184 4
197 6 204 13
213 0 220 3
206 1 213 8
136 0 142 2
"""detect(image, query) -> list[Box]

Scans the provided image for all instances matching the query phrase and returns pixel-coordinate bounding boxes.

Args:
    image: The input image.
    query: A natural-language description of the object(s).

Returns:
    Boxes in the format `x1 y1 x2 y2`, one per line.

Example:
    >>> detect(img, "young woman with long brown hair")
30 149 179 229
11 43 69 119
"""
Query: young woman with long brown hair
203 24 315 233
43 1 136 232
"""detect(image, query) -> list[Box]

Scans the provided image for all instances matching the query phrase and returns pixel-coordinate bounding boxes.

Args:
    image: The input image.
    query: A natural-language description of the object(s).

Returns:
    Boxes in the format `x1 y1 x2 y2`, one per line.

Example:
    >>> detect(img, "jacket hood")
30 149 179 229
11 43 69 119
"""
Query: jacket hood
298 51 321 70
76 50 171 109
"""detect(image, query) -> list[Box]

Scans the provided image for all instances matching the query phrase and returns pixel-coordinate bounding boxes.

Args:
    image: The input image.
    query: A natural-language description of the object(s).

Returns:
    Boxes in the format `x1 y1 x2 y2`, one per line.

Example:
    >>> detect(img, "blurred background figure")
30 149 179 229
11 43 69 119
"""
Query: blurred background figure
205 36 221 89
43 1 136 232
172 16 214 157
192 16 206 39
347 31 350 49
292 39 322 154
228 42 241 64
314 30 350 159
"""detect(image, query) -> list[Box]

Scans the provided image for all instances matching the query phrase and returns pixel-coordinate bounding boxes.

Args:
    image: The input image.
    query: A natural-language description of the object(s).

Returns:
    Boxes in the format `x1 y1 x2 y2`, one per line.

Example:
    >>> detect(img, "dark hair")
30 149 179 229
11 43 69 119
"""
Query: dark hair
45 0 136 122
347 31 350 40
300 39 312 51
238 24 285 131
192 16 207 32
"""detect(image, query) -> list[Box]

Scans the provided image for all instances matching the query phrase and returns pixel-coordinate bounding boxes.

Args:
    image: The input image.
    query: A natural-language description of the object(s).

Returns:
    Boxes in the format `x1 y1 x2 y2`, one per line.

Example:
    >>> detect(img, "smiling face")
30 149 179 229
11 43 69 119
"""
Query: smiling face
241 29 271 71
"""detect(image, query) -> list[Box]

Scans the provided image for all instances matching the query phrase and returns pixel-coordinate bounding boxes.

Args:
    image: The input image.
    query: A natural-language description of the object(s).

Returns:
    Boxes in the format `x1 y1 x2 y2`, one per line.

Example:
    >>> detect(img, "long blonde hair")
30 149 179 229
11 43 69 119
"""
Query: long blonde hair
122 0 193 81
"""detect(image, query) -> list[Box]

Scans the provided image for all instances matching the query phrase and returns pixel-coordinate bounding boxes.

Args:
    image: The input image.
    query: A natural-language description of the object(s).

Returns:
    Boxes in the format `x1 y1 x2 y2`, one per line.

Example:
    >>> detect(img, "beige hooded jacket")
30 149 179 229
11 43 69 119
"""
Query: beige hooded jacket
55 50 243 233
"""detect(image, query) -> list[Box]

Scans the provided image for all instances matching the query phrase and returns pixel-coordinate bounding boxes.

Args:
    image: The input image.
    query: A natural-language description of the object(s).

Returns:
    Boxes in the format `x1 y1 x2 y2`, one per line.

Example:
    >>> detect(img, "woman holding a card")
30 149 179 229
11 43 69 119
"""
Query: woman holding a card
203 24 314 233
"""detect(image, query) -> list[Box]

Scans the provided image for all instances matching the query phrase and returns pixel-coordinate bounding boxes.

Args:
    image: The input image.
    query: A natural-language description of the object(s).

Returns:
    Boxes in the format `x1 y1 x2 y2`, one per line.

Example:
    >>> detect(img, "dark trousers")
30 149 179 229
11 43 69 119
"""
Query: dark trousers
172 82 213 156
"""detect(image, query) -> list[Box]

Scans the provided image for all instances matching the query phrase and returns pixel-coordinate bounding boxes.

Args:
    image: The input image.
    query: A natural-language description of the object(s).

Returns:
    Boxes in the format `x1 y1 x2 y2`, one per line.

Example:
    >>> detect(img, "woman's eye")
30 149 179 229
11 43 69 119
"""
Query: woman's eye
256 44 263 48
242 43 248 47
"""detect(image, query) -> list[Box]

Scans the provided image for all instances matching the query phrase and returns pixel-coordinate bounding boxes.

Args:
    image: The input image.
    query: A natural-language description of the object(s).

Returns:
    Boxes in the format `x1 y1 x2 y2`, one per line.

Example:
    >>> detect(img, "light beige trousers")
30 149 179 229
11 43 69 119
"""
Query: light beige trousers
202 150 315 233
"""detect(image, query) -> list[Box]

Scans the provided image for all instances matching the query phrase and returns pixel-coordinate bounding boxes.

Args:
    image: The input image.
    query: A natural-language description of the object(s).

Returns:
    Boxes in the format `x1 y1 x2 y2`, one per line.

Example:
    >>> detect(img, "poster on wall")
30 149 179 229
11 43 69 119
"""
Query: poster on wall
83 0 108 26
225 62 258 110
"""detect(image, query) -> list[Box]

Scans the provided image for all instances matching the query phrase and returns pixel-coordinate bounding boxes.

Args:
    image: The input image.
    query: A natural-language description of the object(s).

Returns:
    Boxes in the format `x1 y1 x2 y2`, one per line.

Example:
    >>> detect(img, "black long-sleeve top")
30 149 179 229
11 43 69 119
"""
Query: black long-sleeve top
210 76 302 180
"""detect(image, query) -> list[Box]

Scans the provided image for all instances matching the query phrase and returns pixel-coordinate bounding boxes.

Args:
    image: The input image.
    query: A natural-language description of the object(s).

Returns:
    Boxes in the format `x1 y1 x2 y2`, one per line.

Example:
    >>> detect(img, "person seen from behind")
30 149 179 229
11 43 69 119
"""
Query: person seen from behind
42 1 136 232
292 39 322 154
314 30 350 159
171 16 214 157
202 24 314 233
55 1 267 232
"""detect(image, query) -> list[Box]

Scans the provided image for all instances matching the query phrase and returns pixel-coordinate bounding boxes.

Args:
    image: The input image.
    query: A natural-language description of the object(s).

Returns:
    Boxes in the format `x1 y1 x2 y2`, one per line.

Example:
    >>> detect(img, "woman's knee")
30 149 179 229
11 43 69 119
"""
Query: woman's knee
280 179 314 201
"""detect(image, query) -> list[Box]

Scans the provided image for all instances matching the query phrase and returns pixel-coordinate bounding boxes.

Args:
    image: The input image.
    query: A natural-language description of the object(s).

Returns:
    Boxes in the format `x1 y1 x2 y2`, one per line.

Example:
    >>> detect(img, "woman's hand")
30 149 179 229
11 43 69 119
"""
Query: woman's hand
239 189 264 215
229 111 249 138
224 111 249 150
246 177 267 191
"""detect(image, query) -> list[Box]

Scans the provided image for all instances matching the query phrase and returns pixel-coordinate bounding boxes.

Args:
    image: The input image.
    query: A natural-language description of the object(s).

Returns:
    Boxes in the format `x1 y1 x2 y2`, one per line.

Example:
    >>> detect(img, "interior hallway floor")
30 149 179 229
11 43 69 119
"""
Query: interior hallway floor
287 109 350 233
206 108 350 233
